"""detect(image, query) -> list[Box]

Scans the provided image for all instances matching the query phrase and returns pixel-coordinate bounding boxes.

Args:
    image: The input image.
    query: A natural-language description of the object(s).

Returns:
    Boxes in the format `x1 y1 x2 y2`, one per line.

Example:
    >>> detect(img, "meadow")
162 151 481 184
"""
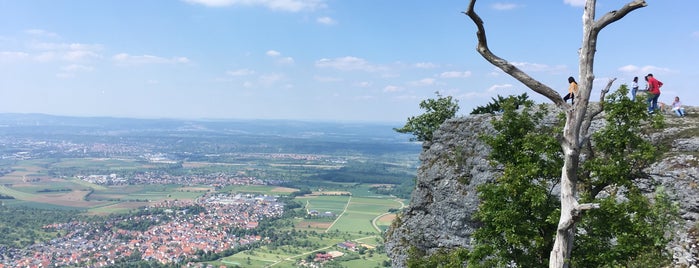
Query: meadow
219 194 403 267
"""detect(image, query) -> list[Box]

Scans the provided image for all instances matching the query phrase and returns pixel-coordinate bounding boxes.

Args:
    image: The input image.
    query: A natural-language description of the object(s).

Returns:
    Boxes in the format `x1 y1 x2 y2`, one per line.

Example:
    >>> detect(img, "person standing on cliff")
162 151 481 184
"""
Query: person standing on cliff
631 76 639 101
646 73 663 113
563 76 578 105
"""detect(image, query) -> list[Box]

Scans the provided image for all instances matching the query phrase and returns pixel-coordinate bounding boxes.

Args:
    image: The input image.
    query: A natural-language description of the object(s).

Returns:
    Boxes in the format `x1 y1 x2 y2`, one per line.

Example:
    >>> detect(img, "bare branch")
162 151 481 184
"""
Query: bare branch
590 77 617 117
576 203 600 212
594 1 648 31
580 78 616 146
464 0 566 107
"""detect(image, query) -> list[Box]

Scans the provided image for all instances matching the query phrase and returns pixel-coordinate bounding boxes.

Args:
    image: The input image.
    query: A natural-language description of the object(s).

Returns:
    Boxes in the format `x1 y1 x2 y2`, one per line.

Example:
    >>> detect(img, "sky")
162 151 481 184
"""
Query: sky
1 0 697 123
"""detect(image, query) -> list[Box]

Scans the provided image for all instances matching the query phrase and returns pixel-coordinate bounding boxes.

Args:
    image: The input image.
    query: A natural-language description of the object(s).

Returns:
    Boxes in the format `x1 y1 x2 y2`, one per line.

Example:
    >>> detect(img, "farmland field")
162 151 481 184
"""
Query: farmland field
222 192 402 267
0 115 420 267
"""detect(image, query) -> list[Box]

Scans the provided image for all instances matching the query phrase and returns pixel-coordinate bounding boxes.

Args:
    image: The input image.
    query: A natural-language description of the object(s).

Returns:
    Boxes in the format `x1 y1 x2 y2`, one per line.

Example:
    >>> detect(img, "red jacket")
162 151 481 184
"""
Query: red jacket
648 76 663 95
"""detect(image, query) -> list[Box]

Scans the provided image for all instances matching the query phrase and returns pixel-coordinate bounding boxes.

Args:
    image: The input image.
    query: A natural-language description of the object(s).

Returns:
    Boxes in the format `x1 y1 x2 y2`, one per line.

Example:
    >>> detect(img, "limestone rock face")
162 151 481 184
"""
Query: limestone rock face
385 106 699 268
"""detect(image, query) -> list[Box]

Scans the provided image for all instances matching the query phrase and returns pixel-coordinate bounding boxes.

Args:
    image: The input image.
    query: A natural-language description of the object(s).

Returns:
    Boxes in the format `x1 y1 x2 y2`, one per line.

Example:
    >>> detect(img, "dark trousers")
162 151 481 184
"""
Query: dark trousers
647 93 660 112
563 93 575 104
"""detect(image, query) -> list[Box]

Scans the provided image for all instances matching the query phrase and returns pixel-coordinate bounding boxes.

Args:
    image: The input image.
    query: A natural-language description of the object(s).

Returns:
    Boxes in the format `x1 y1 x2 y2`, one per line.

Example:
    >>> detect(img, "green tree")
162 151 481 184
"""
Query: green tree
394 92 459 142
469 97 561 267
464 1 648 265
470 93 531 115
407 247 470 268
572 85 676 267
469 87 676 267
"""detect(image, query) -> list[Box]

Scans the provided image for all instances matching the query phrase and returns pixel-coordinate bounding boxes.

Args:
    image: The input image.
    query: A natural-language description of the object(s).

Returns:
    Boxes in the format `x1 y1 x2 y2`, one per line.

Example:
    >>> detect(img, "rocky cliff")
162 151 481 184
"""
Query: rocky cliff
385 105 699 267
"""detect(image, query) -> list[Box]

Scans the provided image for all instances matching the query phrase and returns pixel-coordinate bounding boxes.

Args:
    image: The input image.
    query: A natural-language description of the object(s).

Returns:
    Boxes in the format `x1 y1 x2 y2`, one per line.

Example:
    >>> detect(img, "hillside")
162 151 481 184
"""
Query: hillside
385 105 698 267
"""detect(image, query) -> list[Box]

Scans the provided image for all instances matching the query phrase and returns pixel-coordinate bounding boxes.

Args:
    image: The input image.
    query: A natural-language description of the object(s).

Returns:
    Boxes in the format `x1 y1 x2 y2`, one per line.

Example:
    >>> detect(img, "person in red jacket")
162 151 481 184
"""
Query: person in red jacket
646 73 663 113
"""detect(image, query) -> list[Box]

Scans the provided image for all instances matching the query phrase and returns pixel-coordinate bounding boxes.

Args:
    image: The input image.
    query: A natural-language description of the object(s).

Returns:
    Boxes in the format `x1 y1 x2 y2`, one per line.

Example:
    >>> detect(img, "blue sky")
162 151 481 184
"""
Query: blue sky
1 0 697 123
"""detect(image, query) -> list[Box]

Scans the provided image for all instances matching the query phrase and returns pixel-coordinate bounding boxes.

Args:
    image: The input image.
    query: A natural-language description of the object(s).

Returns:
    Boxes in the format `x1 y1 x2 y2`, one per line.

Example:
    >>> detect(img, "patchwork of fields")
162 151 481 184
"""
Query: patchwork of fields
0 157 405 267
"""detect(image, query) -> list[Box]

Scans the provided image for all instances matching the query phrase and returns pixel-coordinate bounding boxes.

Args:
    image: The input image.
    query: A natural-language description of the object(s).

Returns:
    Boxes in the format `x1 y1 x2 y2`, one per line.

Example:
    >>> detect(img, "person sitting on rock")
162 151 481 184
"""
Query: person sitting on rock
672 96 686 117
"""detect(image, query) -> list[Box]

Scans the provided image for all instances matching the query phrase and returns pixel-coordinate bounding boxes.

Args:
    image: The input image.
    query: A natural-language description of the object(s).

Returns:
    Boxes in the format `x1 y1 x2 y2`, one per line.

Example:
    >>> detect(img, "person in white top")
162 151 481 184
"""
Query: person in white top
672 96 686 117
631 76 639 101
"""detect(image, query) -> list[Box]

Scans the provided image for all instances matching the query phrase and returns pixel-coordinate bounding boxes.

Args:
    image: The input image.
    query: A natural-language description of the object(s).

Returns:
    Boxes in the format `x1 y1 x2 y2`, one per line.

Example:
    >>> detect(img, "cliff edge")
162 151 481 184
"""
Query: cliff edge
385 105 699 267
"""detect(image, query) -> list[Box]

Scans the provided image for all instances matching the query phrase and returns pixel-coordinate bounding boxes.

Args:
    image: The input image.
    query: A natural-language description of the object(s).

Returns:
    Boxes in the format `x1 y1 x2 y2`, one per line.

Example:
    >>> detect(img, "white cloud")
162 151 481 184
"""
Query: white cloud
563 0 586 7
278 56 294 64
492 3 520 10
407 78 436 87
27 42 103 62
393 94 420 101
61 64 93 72
618 64 639 73
457 84 515 100
227 68 256 76
316 16 336 25
641 66 671 74
459 91 489 99
25 29 59 38
413 62 438 69
55 72 75 79
183 0 326 12
354 95 375 100
355 81 372 88
383 85 402 92
34 52 57 62
266 50 281 57
315 56 385 72
64 50 101 61
314 75 342 82
512 61 567 73
30 42 102 52
618 64 671 75
439 71 472 78
265 50 294 64
113 53 190 65
487 83 514 92
56 64 94 79
0 51 30 61
259 73 284 85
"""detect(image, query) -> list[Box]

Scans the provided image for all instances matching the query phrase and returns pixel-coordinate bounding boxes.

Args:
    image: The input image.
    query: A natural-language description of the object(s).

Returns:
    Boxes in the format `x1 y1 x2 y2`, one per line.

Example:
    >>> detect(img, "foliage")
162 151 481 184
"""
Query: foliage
394 92 459 142
468 96 561 267
408 88 677 267
311 161 415 184
470 93 532 115
0 205 84 248
580 84 661 197
406 246 470 268
572 187 678 267
572 85 677 267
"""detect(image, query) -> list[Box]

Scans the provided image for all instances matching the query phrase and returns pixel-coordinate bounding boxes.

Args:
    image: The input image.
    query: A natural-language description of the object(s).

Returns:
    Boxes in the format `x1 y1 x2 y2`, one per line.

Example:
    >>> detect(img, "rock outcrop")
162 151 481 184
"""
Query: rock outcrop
385 105 698 267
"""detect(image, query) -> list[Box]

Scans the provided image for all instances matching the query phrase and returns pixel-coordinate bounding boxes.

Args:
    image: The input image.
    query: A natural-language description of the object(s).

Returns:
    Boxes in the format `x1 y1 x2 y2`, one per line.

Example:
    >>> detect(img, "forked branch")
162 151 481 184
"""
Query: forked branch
463 1 565 107
580 77 616 145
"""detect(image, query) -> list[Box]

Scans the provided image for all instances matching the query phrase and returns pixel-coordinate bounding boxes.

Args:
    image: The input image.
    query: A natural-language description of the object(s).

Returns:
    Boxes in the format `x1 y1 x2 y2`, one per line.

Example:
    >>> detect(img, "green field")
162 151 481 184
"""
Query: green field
50 158 148 169
300 195 350 215
219 193 401 267
221 184 299 196
0 157 404 267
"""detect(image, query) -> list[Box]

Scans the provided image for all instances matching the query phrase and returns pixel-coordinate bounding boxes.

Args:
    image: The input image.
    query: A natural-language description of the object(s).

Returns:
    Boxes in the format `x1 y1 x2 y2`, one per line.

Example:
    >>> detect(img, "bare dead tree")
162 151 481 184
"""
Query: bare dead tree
464 1 647 267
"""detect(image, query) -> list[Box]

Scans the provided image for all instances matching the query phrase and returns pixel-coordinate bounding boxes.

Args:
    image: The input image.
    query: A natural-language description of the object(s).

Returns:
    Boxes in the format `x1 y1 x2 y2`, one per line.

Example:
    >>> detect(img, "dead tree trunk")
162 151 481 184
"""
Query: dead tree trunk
464 0 647 267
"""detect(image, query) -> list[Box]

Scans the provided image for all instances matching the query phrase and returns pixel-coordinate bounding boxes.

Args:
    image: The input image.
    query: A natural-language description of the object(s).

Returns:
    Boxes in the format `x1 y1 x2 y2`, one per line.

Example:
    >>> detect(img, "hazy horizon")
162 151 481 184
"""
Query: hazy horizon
2 1 697 122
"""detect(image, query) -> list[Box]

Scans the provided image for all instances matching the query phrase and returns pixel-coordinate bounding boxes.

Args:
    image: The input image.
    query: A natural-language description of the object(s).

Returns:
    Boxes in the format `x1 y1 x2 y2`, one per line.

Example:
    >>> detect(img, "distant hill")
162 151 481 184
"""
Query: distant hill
0 113 420 156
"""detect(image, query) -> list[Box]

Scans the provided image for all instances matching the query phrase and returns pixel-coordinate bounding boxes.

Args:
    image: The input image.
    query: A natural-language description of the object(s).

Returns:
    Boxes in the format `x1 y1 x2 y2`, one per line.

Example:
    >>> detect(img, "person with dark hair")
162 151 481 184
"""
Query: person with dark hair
631 76 639 101
646 73 663 113
644 75 649 91
563 76 578 104
672 96 686 117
